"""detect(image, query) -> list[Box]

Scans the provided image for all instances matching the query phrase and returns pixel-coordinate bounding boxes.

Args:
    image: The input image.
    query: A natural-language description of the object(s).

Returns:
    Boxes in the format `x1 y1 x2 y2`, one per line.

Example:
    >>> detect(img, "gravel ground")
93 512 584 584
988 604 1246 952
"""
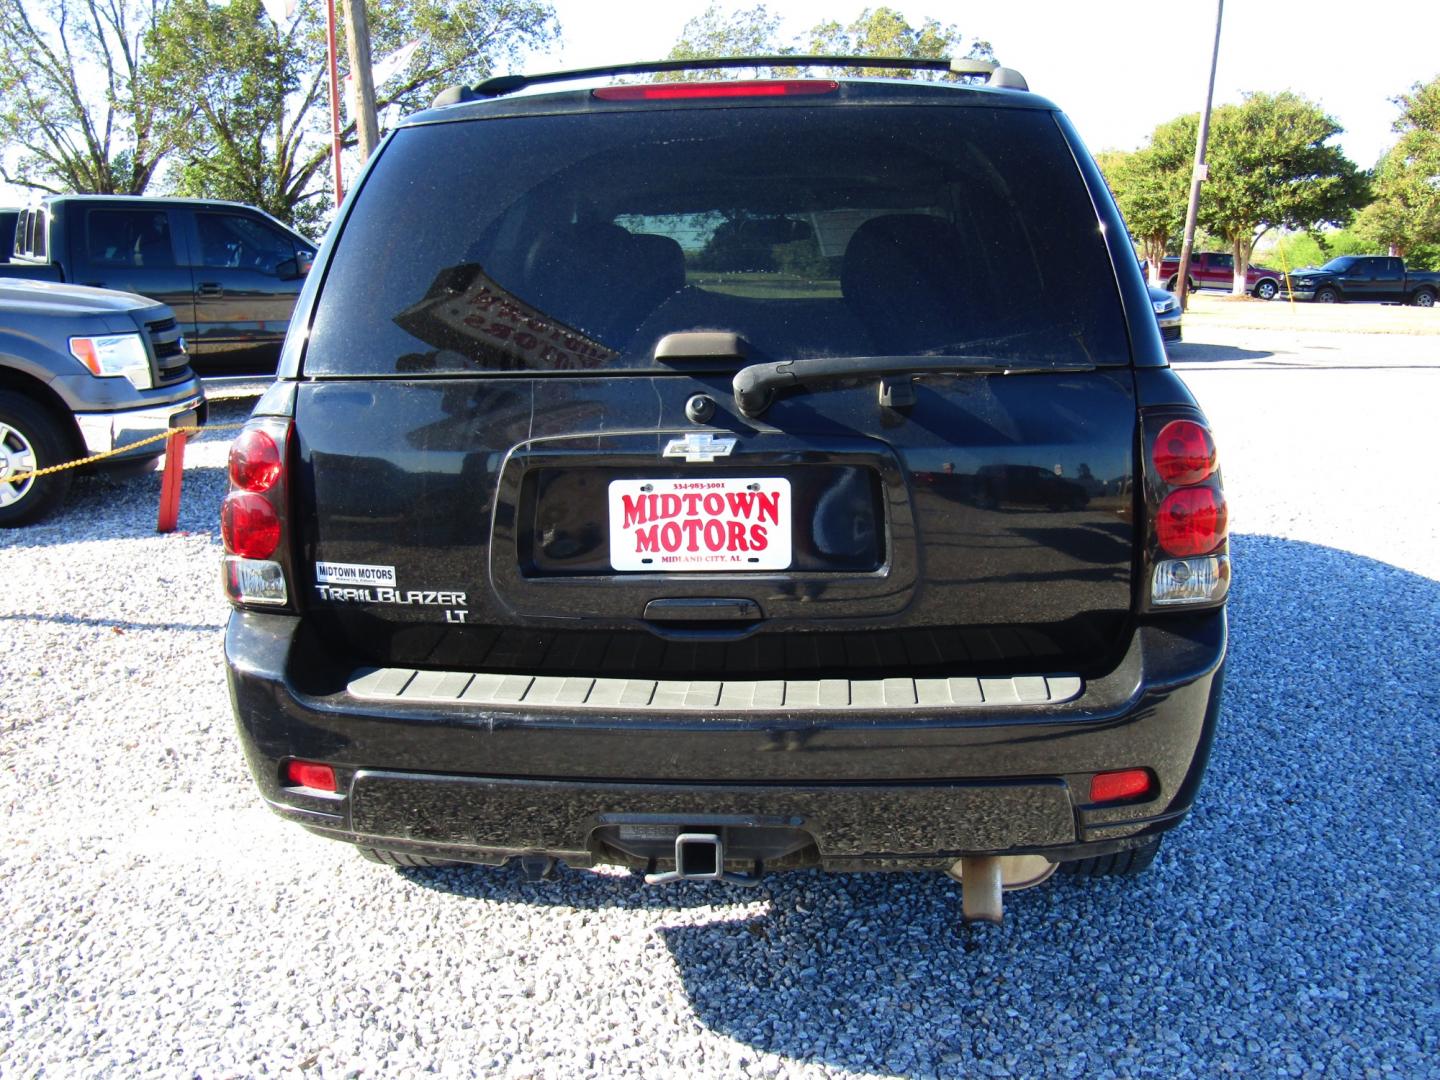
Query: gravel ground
2 351 1438 1078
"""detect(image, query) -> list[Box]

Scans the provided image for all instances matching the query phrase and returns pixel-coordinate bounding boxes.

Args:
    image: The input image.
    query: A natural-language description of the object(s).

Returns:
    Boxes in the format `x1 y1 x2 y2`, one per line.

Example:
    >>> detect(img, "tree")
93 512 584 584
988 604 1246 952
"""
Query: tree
1199 91 1368 295
661 3 784 78
144 0 558 232
803 7 993 76
1096 115 1196 284
1356 75 1440 265
0 0 175 194
662 4 992 80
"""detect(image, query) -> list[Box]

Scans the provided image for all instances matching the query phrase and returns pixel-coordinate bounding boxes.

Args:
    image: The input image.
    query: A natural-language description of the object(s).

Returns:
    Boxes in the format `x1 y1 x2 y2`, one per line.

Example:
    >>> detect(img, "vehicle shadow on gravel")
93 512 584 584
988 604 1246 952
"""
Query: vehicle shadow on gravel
1166 342 1275 364
403 534 1439 1076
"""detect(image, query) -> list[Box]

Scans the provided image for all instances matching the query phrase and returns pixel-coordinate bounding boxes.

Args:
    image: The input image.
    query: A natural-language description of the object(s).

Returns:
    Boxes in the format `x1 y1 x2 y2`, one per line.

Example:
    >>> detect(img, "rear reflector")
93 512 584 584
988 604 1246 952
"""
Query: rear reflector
1090 769 1153 804
284 760 336 792
593 80 838 101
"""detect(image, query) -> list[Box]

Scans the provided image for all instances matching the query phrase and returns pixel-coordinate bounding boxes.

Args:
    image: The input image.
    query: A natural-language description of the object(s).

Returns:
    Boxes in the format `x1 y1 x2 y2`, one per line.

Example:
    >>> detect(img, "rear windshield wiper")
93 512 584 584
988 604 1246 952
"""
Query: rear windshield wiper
732 354 1091 418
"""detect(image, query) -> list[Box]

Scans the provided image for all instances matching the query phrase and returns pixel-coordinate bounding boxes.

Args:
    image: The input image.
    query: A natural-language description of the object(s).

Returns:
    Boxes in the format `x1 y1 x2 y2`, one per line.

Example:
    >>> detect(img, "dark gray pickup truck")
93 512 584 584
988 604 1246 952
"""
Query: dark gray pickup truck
1283 255 1439 306
6 195 316 373
0 278 205 525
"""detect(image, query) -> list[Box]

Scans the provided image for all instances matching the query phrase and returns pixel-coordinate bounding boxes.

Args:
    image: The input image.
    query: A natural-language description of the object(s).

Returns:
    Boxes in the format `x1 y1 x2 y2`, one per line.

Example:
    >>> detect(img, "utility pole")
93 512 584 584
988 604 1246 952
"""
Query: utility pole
341 0 380 163
323 0 344 206
1175 0 1224 311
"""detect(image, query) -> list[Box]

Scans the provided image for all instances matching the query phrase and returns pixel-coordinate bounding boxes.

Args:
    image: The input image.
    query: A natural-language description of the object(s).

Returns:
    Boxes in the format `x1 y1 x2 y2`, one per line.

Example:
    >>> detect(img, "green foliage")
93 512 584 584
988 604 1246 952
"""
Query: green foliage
662 4 992 79
1355 74 1440 260
1097 115 1196 278
1199 91 1368 291
772 237 838 279
142 0 558 229
801 7 993 76
662 3 784 78
0 0 174 194
1258 228 1371 271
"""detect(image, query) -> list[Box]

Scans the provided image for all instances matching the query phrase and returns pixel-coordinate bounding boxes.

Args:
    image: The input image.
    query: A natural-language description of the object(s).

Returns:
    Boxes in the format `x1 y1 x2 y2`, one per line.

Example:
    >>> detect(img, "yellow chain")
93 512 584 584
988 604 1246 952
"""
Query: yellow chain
3 422 247 485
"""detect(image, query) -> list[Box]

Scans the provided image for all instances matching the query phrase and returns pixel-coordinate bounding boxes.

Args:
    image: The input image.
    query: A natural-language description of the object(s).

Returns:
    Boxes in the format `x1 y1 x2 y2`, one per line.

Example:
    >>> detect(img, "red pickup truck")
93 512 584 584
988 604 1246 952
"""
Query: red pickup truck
1159 252 1283 300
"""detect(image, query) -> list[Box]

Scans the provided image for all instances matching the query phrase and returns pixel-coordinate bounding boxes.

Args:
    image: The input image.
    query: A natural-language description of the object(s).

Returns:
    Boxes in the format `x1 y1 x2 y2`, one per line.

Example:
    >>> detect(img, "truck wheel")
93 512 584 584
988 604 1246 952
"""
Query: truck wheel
1057 836 1161 877
1252 279 1278 300
0 391 74 527
1165 275 1178 292
1314 286 1340 304
1412 288 1436 308
358 847 461 868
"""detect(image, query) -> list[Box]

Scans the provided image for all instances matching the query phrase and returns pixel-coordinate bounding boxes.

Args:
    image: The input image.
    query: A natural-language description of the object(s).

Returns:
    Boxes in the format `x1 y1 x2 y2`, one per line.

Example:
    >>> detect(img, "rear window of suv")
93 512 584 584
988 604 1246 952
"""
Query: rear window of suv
306 102 1129 376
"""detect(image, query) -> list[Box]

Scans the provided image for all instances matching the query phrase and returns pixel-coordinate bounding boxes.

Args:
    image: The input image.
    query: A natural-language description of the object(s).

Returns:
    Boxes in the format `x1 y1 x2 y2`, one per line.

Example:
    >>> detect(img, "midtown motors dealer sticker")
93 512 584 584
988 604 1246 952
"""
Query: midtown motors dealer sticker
608 477 792 572
314 561 397 586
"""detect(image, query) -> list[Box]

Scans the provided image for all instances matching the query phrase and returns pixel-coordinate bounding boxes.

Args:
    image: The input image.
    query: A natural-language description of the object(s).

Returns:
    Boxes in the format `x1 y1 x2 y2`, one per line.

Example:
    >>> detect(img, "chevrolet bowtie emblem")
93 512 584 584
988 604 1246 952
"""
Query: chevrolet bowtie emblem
663 432 737 463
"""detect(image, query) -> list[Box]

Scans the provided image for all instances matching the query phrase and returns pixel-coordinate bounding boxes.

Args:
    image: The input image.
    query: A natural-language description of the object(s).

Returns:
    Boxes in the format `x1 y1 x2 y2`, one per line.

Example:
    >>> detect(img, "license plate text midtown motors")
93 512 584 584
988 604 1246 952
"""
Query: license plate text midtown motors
607 477 793 571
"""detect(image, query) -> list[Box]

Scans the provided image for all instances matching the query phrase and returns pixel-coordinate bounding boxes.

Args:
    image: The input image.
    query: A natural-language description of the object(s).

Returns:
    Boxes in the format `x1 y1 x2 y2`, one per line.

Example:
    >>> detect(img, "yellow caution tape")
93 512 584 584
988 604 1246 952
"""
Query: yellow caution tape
3 422 246 485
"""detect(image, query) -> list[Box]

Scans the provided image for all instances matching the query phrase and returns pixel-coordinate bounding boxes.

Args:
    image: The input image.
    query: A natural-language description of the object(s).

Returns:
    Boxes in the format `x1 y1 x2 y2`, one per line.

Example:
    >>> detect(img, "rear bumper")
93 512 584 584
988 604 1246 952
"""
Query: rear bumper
225 610 1226 871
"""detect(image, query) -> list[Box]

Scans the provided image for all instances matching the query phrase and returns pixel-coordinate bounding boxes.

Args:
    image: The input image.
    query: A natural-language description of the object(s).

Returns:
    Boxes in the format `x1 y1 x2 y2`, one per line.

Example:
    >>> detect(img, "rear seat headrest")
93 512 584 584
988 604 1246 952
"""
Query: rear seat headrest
840 214 970 352
840 214 965 302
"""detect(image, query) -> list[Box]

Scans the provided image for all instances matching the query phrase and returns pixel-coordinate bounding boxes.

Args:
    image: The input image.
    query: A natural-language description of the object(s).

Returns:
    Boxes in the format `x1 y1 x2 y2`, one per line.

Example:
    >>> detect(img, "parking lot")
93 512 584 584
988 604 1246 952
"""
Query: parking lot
2 302 1437 1077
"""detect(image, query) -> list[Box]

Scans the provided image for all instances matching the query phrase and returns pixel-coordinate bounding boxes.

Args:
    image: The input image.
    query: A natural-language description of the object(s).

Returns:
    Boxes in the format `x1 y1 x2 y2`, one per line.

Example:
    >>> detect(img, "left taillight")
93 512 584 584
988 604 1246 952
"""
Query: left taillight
222 418 293 608
1142 412 1230 609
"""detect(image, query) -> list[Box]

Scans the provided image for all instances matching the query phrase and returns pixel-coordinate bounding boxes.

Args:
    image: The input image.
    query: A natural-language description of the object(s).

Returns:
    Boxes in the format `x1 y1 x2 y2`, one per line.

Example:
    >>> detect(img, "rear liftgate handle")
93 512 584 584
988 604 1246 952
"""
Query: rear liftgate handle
641 598 763 641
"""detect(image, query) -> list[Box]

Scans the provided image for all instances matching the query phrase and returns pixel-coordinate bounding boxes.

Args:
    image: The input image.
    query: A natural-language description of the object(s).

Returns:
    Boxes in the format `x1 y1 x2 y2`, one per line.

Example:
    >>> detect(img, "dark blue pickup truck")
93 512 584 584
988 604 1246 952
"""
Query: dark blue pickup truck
6 196 316 373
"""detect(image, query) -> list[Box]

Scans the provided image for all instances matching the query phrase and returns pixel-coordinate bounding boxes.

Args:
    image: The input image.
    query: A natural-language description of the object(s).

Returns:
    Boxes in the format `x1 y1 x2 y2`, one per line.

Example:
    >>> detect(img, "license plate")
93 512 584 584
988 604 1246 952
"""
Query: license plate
608 477 792 571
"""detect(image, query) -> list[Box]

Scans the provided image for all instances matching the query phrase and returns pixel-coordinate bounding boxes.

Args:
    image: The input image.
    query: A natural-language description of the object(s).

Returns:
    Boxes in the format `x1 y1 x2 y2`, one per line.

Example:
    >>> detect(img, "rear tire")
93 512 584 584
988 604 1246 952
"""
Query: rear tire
0 391 74 527
1411 287 1436 308
1314 286 1340 304
1058 836 1162 878
358 847 461 868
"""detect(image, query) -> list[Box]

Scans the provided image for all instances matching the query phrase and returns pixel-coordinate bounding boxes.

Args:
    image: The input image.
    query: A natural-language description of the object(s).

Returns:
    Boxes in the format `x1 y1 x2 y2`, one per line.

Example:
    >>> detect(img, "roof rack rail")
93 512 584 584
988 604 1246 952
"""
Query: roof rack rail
433 55 1028 108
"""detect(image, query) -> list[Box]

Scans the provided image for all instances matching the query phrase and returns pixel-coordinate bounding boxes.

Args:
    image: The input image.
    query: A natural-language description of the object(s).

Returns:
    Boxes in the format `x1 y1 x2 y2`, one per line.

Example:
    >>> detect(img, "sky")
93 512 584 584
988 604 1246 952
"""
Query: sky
530 0 1440 168
4 0 1439 206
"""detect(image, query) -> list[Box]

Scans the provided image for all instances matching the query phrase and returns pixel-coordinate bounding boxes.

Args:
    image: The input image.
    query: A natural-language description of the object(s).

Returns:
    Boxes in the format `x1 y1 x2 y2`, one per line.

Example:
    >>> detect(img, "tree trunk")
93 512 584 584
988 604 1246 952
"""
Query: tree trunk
1231 235 1253 296
1143 236 1166 285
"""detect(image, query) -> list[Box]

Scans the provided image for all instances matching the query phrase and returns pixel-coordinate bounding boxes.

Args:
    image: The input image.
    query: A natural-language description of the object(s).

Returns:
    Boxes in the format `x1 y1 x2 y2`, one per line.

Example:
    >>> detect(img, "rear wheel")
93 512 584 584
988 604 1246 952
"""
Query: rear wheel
1058 836 1162 877
1253 279 1278 300
1314 286 1340 304
357 847 461 868
1411 287 1436 308
0 392 74 527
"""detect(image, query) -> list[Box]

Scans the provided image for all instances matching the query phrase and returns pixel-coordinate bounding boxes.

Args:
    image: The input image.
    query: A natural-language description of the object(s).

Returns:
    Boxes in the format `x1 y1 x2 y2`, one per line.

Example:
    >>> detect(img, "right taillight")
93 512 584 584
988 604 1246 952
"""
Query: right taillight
1145 412 1229 608
1152 419 1216 486
1155 487 1226 556
222 417 293 608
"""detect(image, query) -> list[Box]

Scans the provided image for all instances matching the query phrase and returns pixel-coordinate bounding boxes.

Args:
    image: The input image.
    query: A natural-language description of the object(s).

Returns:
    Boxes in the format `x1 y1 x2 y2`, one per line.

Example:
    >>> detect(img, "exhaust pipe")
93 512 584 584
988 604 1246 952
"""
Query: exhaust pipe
947 854 1057 924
